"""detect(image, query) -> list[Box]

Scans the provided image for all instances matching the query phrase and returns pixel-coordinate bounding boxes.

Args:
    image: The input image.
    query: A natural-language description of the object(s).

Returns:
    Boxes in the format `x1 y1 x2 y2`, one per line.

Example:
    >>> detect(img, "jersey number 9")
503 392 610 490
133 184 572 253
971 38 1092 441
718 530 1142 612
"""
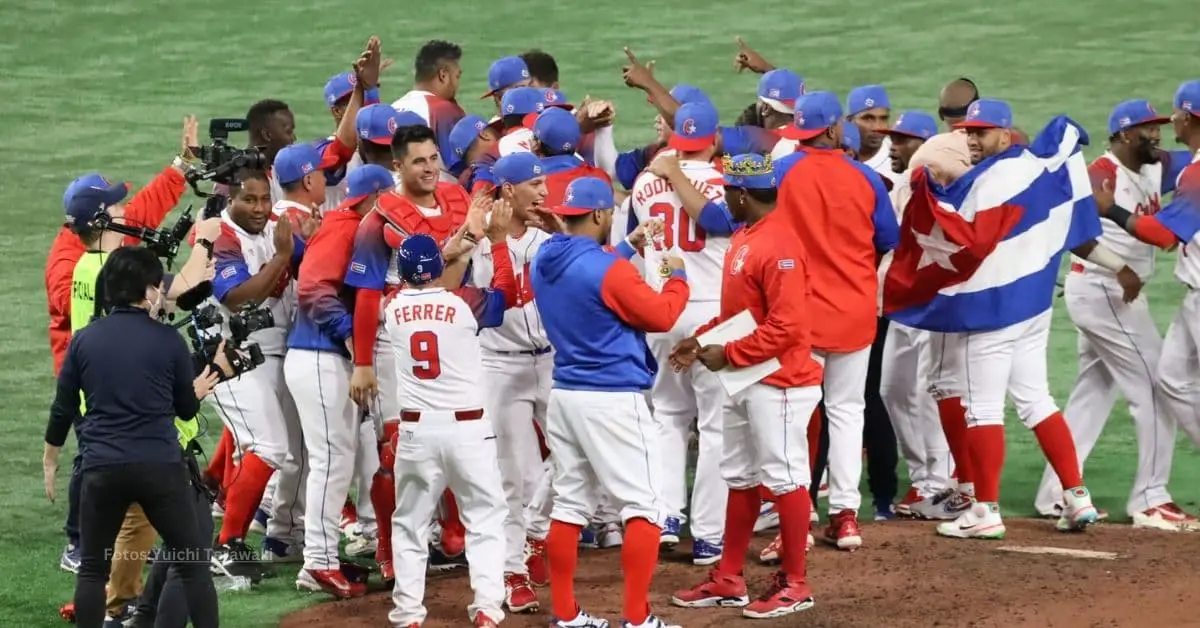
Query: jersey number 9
649 202 706 252
409 330 442 380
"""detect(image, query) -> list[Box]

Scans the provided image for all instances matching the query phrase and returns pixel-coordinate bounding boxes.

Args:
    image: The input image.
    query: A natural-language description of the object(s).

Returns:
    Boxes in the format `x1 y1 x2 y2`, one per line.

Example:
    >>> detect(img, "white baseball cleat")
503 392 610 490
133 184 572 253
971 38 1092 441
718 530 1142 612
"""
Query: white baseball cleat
758 532 813 564
754 503 780 532
937 502 1005 540
1056 487 1099 532
621 615 680 628
551 609 610 628
910 488 972 520
1132 503 1200 532
344 534 377 557
597 522 624 548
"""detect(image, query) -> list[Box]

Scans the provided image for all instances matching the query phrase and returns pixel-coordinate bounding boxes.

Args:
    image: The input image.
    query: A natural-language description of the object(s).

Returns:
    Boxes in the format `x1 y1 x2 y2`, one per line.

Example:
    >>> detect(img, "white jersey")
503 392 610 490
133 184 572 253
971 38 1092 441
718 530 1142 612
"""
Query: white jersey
1173 151 1200 289
470 224 552 353
212 208 296 356
630 161 728 301
611 196 646 276
864 135 901 186
386 287 487 412
1073 152 1164 279
498 128 534 157
268 171 284 206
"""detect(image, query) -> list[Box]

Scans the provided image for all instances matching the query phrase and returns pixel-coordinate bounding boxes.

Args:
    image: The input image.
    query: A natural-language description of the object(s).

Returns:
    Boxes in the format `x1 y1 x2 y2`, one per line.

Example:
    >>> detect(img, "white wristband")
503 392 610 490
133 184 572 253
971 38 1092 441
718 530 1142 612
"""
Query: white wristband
1086 243 1127 272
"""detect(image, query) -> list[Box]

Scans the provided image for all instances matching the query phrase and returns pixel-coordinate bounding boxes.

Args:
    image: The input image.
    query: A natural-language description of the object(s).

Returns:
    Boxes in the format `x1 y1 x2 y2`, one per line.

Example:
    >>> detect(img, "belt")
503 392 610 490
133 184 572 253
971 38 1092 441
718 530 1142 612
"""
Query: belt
489 346 552 357
399 409 484 422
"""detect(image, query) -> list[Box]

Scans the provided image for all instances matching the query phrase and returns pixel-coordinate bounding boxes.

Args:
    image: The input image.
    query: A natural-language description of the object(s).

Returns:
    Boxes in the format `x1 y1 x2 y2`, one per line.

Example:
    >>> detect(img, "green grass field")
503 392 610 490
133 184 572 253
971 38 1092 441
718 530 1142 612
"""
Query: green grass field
2 0 1197 625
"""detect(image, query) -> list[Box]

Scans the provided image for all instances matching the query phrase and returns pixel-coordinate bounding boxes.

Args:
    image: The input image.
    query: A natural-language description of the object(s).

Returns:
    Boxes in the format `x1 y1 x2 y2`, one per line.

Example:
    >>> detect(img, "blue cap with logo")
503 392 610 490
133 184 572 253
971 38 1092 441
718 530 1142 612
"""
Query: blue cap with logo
542 88 571 109
500 87 547 118
846 85 891 116
757 69 805 114
534 108 582 154
551 177 614 216
342 164 395 207
274 143 324 185
493 152 545 186
722 154 778 189
887 111 939 140
63 173 130 231
355 104 401 145
1175 80 1200 116
669 101 719 152
447 115 490 169
324 72 359 107
655 84 712 108
953 98 1013 130
781 91 842 140
397 233 444 284
1108 99 1171 135
842 122 861 154
482 56 531 99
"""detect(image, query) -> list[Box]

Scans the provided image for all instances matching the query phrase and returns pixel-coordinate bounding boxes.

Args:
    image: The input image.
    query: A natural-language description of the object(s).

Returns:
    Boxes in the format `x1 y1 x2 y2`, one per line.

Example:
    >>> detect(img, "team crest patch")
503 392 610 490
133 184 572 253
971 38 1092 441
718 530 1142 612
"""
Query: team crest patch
220 266 238 279
768 88 780 98
777 259 795 270
301 162 314 174
387 117 398 133
565 190 574 203
794 111 805 126
350 261 367 274
532 164 542 174
347 73 358 86
967 101 981 118
731 245 749 275
682 119 697 136
1184 101 1194 112
864 98 875 107
473 119 486 131
545 91 557 103
520 68 530 78
1119 116 1131 128
505 104 515 113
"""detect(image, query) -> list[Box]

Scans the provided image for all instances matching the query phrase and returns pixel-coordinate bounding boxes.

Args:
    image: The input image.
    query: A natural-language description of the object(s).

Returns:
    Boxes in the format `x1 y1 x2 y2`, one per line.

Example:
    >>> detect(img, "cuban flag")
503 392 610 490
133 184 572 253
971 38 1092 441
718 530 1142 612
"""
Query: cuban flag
882 116 1102 333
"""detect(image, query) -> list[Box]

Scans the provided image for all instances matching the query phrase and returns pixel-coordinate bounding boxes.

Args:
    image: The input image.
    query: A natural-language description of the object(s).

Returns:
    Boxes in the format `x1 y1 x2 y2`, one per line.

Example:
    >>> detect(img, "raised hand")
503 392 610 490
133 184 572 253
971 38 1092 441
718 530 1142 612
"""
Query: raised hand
647 153 681 179
733 36 773 74
622 47 656 90
181 115 198 157
355 36 383 88
272 213 295 259
487 198 513 243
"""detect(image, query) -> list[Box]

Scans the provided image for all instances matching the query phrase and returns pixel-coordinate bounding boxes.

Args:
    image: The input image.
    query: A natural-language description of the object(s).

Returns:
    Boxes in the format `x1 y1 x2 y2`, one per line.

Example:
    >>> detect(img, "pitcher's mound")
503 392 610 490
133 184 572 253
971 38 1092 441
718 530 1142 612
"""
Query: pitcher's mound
280 519 1199 627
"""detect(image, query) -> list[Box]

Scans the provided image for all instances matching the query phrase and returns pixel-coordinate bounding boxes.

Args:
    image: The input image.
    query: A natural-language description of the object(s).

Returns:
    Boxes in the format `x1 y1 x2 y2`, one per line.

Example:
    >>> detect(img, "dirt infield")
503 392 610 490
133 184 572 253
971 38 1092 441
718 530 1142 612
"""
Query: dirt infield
280 519 1199 628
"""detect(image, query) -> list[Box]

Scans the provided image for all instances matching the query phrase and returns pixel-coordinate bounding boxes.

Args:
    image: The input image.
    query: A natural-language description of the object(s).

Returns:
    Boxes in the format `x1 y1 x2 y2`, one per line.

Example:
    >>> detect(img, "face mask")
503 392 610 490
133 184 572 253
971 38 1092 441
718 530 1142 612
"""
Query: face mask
147 286 166 317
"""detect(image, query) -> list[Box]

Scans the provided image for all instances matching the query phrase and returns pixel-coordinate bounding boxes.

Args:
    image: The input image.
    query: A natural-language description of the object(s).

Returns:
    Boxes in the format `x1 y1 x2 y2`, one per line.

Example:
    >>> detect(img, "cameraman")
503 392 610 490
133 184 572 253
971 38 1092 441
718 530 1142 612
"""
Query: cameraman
208 167 308 566
43 247 221 628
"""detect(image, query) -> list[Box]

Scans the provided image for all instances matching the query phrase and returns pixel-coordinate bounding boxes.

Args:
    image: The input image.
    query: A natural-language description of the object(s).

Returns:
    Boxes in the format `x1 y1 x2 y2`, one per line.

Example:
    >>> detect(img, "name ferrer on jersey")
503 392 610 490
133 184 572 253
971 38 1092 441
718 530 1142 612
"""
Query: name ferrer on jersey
470 221 551 353
387 288 485 412
1076 152 1163 279
631 161 727 301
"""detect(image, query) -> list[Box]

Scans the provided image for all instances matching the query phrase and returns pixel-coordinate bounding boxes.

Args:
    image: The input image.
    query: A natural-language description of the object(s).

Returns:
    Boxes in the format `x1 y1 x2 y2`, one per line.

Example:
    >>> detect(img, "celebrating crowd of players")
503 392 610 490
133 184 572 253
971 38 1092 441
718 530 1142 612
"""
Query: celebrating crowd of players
44 33 1200 628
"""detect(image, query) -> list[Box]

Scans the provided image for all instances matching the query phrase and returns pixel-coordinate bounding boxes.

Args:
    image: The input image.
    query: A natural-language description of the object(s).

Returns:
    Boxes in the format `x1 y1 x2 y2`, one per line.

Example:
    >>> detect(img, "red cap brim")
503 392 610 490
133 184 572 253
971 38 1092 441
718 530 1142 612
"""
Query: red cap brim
341 193 370 208
778 125 827 141
668 132 715 152
549 205 595 216
1129 115 1172 128
366 137 391 146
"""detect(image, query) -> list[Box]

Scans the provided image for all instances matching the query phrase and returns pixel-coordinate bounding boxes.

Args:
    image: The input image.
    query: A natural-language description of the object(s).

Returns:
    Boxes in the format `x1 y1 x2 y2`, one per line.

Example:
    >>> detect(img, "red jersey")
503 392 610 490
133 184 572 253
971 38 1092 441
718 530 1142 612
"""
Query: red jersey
44 167 186 374
542 155 612 209
290 207 366 355
694 211 823 388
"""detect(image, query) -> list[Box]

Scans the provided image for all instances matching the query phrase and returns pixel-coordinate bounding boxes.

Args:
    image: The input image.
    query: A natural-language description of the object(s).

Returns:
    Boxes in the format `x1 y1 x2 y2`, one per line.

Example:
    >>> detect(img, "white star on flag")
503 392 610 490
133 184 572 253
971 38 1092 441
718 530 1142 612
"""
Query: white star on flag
913 222 963 271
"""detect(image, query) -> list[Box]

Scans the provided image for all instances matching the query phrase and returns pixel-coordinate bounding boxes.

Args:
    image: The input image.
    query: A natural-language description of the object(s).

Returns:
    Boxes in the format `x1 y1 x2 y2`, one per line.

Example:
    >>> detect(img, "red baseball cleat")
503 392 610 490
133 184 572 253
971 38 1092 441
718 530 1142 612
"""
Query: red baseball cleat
300 568 367 599
824 510 862 551
474 610 501 627
378 559 395 585
670 569 749 608
504 572 539 613
895 486 923 517
524 537 548 586
742 571 814 619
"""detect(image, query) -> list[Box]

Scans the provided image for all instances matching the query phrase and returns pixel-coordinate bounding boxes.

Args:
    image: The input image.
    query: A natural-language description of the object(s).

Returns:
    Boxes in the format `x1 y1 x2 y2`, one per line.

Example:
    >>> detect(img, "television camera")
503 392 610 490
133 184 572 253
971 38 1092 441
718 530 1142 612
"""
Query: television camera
172 283 269 379
185 118 269 220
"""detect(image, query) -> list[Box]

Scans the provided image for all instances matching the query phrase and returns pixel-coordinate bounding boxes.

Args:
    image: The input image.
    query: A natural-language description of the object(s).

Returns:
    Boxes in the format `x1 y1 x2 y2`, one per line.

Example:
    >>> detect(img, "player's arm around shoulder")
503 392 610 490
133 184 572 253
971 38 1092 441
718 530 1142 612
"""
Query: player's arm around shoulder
724 234 808 367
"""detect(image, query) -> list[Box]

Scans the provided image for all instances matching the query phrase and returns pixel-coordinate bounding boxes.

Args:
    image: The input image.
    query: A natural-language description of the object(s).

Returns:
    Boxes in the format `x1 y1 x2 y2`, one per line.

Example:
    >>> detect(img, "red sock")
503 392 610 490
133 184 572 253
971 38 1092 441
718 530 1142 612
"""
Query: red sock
372 434 397 564
621 518 661 625
442 489 464 536
218 452 274 544
548 520 583 620
807 408 821 476
965 426 1005 503
207 429 232 483
717 488 760 576
773 488 812 580
937 398 973 484
1033 412 1083 489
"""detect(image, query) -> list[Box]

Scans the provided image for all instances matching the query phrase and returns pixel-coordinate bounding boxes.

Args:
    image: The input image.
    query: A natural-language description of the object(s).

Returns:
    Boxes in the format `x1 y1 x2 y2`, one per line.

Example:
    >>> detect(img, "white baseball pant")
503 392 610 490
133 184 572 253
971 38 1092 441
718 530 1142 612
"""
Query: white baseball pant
649 301 728 542
1035 270 1173 516
926 331 963 401
524 459 554 541
1155 289 1200 450
482 349 552 574
546 389 667 527
284 349 356 570
388 411 507 627
880 323 951 497
353 418 379 536
722 384 819 494
949 308 1058 427
812 347 871 513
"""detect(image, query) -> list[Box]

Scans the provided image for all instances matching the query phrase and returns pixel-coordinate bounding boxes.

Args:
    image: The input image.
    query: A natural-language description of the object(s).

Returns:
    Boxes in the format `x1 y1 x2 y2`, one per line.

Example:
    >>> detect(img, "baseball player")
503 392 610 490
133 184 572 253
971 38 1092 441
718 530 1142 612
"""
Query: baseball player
345 123 479 581
629 101 736 565
321 70 383 208
446 115 501 192
1080 81 1200 531
482 55 533 112
531 176 688 628
390 40 467 184
534 107 613 207
846 85 899 186
774 91 899 551
754 69 805 161
469 152 551 613
668 153 820 620
209 167 306 571
385 201 520 627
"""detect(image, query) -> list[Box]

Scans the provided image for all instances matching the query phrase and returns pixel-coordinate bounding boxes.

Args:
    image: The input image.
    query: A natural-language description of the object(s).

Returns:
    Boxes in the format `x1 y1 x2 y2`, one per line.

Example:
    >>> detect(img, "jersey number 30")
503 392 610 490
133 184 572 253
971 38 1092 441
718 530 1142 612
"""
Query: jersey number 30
409 331 442 380
649 202 706 252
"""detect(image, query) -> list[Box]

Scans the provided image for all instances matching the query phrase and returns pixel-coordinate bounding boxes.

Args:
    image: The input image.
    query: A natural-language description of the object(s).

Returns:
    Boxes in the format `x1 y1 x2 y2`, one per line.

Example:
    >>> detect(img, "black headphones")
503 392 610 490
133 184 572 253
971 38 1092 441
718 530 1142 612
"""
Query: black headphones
938 77 980 120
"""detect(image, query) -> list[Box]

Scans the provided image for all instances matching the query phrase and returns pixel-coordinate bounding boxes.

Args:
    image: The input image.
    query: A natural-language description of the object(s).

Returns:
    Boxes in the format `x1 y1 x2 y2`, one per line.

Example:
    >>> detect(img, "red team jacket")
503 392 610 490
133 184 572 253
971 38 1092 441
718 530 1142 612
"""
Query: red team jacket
694 211 823 388
290 207 367 357
540 154 612 209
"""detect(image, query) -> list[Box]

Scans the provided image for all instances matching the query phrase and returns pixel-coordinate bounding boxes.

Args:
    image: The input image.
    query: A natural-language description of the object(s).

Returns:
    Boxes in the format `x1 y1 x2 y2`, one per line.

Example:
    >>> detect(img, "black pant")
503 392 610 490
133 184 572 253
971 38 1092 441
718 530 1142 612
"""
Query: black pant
863 317 899 509
65 453 82 547
76 461 219 628
132 455 215 628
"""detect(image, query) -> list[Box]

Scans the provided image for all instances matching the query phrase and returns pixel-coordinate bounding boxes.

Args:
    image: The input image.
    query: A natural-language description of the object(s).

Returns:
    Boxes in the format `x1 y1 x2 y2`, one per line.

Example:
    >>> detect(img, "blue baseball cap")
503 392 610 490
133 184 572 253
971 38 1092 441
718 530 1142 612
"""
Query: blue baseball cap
355 104 400 145
757 69 805 114
533 107 582 154
846 85 891 116
658 84 712 108
781 91 842 140
341 164 395 207
1108 99 1170 135
63 173 130 231
500 86 547 118
1175 80 1200 116
273 143 323 185
886 111 939 140
493 152 545 186
482 56 531 99
447 115 490 169
324 72 359 108
669 101 719 152
953 98 1013 130
551 176 614 216
722 154 778 190
542 88 571 109
842 123 861 154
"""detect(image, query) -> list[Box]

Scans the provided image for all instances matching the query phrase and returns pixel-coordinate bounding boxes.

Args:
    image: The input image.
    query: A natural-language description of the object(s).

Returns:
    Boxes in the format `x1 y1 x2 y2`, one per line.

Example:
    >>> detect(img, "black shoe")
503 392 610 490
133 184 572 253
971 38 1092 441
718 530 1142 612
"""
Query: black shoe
215 539 265 584
428 544 465 573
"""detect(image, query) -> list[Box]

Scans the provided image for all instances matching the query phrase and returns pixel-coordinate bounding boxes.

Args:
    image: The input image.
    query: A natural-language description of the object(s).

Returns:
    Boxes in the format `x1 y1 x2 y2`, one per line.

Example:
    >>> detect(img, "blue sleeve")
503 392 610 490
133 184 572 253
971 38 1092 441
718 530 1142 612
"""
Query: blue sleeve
460 287 507 329
291 234 306 268
472 153 498 188
364 87 381 106
212 259 251 303
719 125 779 156
1162 150 1193 194
861 166 899 253
613 239 637 259
344 214 391 291
696 201 739 236
616 146 652 190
